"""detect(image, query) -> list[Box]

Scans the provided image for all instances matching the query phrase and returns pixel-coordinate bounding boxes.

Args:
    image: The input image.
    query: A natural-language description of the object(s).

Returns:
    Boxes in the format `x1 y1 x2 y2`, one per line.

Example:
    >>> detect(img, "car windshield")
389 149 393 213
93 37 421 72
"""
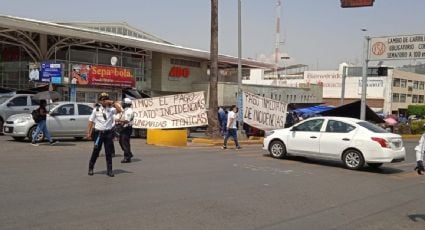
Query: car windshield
0 96 12 104
48 103 60 112
357 121 388 133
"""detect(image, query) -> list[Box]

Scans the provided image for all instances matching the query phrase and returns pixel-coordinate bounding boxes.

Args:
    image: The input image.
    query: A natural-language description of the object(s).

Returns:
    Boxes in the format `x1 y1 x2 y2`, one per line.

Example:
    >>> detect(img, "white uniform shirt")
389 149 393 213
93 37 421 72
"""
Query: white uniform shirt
414 133 425 162
123 107 134 127
227 111 237 129
89 106 117 131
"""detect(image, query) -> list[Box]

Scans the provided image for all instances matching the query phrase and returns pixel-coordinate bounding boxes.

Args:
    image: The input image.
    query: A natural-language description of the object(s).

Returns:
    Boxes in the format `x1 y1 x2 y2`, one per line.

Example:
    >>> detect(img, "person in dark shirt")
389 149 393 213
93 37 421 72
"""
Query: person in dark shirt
31 100 57 146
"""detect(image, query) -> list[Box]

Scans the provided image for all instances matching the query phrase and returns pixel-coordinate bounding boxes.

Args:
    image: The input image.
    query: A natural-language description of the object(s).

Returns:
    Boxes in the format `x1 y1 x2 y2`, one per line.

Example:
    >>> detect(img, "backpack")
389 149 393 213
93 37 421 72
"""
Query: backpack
31 109 41 123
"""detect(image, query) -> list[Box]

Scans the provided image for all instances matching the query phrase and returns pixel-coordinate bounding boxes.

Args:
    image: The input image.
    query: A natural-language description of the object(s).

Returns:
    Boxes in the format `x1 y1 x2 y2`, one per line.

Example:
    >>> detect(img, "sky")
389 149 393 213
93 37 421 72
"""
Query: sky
1 0 424 70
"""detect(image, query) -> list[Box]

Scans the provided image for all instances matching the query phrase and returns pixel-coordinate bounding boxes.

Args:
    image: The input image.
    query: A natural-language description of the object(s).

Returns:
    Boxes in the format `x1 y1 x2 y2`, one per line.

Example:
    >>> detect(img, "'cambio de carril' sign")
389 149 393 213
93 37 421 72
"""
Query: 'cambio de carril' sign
369 34 425 61
132 91 208 129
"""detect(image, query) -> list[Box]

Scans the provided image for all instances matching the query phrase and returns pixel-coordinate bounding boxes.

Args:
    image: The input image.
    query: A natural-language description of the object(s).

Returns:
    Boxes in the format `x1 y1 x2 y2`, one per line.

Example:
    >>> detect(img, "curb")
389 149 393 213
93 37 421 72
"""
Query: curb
190 137 263 147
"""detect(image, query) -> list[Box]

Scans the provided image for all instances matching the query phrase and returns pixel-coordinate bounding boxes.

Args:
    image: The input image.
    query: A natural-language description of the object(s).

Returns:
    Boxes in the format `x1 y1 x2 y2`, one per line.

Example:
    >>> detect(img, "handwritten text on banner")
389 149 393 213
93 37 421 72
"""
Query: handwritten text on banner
132 91 208 129
243 92 288 131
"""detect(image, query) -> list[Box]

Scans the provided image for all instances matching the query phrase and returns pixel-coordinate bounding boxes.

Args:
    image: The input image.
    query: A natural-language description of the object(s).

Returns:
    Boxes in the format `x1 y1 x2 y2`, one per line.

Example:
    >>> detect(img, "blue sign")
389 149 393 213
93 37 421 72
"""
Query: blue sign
40 63 62 84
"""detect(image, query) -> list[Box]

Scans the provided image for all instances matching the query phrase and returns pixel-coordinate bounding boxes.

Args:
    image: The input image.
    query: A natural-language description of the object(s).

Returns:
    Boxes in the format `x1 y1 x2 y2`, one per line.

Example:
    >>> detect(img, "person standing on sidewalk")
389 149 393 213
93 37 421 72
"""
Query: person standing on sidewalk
222 105 241 150
31 100 57 146
116 98 134 163
414 127 425 175
86 92 122 177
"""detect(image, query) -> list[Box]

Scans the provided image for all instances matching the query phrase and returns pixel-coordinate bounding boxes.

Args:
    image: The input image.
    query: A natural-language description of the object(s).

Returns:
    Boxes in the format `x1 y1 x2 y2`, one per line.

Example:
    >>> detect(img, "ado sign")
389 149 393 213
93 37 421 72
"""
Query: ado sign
169 66 190 78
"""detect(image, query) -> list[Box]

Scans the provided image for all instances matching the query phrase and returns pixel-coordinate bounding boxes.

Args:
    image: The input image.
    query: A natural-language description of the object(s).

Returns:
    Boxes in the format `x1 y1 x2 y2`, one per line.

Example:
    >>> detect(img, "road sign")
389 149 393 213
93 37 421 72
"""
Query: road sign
369 34 425 61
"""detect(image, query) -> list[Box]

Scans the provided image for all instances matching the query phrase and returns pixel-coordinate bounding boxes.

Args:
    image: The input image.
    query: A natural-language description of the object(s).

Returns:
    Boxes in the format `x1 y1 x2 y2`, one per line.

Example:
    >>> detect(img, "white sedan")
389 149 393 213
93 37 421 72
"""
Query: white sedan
263 116 406 170
3 102 94 141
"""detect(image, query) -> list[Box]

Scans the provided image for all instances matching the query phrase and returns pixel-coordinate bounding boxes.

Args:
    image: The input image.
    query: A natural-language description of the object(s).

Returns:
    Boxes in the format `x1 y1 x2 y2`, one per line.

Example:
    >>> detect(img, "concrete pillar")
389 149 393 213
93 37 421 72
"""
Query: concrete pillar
39 34 48 60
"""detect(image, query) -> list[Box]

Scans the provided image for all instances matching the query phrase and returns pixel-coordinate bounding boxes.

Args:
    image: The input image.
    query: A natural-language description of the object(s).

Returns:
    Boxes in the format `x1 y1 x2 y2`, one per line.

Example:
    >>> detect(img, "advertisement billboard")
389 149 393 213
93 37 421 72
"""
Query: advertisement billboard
29 62 62 83
71 64 135 87
41 63 62 84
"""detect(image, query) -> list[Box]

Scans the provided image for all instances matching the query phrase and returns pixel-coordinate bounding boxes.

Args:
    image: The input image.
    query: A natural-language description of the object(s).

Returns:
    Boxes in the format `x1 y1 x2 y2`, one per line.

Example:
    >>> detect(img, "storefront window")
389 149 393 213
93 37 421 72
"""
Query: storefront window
420 82 424 90
98 50 118 66
70 48 96 63
419 95 424 103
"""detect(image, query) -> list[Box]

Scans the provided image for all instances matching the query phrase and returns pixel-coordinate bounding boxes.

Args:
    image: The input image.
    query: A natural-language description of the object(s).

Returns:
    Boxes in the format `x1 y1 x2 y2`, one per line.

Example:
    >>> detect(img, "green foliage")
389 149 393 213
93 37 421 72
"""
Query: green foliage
410 119 425 134
407 105 425 116
396 124 411 134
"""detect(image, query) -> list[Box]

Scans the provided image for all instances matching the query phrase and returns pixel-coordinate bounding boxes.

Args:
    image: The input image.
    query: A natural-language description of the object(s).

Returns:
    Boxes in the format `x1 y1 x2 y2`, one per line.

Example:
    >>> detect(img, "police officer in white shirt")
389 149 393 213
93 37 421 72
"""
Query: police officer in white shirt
116 98 135 163
414 128 425 175
86 92 123 177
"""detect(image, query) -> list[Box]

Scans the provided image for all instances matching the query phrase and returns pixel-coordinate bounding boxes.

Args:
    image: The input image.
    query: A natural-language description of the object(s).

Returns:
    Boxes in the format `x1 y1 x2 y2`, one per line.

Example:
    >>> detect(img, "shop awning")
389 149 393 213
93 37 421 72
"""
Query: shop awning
319 100 384 123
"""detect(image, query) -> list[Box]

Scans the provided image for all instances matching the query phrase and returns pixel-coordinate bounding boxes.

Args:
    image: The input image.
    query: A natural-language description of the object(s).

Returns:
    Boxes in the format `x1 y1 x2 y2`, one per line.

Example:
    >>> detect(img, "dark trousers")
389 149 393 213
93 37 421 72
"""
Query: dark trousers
89 130 114 171
119 126 133 159
224 128 240 147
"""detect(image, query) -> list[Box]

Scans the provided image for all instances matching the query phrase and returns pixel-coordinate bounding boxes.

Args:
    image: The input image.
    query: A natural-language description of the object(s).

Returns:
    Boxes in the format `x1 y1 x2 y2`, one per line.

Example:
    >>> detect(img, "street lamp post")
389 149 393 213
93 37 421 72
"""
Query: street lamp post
360 35 370 120
237 0 243 129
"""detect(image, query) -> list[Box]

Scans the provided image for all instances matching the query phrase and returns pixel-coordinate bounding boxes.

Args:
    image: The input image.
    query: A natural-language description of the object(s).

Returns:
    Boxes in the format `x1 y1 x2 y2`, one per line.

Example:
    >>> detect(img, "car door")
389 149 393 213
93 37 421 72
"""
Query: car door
76 104 93 135
286 118 324 156
319 119 357 159
4 95 31 119
47 103 77 136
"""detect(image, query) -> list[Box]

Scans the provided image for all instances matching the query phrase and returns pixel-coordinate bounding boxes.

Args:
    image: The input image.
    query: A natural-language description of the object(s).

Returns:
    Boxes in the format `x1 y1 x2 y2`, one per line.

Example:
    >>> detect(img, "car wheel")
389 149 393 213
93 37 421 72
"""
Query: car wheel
342 149 365 170
0 118 4 135
269 140 287 159
12 137 26 141
367 163 383 169
28 126 44 142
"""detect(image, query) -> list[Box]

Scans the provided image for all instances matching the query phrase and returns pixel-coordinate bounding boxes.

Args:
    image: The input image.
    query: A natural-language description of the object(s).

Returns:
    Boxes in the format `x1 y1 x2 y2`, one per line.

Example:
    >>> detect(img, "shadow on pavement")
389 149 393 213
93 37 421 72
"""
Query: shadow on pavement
94 169 133 175
263 154 405 175
408 214 425 222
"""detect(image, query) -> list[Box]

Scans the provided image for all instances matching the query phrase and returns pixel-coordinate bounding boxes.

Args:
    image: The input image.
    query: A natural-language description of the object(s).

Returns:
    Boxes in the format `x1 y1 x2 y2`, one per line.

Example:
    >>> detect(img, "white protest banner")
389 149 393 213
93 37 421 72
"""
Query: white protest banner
132 91 208 129
243 91 288 131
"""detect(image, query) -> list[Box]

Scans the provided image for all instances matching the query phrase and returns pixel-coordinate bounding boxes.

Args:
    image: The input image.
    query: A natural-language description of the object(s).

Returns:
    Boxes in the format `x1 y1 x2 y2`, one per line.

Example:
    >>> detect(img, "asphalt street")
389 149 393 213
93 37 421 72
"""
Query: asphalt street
0 136 424 230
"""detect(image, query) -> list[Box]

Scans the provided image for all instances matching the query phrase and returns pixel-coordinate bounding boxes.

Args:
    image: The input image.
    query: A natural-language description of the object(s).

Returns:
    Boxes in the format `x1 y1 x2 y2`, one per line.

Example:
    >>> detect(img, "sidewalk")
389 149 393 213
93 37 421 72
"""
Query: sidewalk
188 133 421 147
189 136 263 147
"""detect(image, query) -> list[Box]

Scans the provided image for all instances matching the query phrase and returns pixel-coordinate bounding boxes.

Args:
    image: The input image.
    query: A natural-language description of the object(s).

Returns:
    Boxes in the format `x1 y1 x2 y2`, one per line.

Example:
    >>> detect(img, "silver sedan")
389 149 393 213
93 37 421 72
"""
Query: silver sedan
3 102 94 141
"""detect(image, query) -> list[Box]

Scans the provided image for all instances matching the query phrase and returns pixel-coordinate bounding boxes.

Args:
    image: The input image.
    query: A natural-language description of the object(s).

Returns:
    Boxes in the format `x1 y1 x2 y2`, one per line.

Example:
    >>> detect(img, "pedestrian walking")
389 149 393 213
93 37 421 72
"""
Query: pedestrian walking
222 105 241 150
414 128 425 175
116 98 134 163
86 92 123 177
31 99 57 146
218 107 226 136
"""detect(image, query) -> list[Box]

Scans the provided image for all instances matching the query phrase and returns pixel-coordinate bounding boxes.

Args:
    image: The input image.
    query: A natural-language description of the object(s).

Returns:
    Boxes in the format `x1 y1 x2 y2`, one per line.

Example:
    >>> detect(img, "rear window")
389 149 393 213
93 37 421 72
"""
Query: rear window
357 121 388 133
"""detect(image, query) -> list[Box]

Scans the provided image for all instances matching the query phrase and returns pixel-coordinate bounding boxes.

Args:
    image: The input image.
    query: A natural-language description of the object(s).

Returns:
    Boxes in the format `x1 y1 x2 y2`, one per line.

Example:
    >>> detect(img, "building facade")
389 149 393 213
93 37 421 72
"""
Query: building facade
0 15 284 107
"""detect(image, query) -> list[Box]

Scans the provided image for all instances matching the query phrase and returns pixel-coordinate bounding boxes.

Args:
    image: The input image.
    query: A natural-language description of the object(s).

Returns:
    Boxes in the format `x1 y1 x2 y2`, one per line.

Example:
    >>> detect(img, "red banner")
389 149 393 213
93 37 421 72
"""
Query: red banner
71 64 135 88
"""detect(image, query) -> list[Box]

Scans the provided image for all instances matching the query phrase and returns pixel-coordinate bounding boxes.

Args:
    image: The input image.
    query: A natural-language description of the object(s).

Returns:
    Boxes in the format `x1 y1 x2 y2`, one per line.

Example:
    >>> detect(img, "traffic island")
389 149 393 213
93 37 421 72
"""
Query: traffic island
147 129 187 147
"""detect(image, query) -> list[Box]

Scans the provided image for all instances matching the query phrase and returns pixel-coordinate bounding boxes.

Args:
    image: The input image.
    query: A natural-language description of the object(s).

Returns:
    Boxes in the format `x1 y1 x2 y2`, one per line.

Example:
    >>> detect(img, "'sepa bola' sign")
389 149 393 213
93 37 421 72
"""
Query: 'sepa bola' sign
369 34 425 61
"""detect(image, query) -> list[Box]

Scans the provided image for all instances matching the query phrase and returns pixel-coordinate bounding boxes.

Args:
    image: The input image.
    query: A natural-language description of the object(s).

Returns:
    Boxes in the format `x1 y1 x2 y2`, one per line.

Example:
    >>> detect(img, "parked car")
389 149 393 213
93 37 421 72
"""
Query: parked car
263 116 406 170
0 94 39 134
3 102 94 141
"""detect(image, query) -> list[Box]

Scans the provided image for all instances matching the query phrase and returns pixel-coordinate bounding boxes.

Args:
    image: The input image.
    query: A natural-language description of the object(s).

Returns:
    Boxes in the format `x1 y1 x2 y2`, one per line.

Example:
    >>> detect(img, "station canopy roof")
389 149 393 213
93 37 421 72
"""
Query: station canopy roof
0 15 274 69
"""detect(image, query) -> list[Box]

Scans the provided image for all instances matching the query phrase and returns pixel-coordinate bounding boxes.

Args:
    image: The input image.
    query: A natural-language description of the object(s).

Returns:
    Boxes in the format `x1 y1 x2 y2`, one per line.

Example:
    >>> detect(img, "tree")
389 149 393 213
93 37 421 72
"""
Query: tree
206 0 220 138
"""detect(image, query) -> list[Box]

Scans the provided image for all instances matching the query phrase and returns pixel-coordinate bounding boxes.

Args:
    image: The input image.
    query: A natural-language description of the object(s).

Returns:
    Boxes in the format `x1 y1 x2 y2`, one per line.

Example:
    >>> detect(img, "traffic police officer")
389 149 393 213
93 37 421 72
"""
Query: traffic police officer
414 130 425 175
86 92 123 177
117 98 134 163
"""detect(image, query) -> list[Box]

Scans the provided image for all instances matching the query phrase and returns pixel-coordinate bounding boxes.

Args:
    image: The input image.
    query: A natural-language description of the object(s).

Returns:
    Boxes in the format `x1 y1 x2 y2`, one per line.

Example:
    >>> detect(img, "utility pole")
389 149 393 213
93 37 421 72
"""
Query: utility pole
360 36 370 120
